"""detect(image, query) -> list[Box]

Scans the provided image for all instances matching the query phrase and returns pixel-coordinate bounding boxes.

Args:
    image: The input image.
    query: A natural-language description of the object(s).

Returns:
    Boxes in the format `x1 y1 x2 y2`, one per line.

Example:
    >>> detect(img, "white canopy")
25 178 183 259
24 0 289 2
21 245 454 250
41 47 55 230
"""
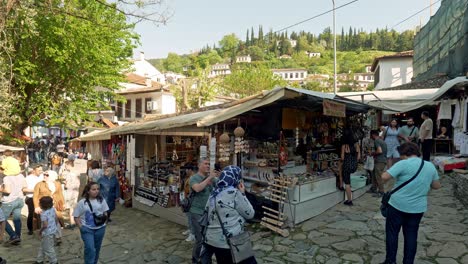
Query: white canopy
0 145 24 152
340 77 468 113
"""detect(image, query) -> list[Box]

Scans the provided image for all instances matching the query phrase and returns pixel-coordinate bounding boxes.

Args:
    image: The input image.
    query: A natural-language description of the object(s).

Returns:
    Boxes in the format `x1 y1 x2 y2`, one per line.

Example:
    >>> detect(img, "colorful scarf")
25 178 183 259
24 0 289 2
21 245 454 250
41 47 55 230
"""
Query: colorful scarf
210 165 242 201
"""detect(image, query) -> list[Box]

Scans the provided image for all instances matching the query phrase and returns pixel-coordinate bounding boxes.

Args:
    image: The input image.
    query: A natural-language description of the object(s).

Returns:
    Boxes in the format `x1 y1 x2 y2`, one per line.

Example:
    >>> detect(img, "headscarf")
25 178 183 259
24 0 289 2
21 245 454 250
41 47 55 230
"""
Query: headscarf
210 165 242 200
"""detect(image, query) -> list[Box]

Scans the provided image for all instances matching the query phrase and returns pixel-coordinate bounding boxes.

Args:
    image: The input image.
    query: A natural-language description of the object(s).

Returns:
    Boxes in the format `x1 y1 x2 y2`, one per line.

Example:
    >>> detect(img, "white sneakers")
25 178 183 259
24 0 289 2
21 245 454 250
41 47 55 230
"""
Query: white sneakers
182 229 190 235
185 234 195 242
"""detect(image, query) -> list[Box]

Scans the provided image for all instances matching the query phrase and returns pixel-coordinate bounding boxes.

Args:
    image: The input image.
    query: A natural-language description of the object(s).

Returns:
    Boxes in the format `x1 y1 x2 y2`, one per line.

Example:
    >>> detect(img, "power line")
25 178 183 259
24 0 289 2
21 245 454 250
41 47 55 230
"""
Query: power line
391 0 441 29
274 0 359 34
133 0 360 81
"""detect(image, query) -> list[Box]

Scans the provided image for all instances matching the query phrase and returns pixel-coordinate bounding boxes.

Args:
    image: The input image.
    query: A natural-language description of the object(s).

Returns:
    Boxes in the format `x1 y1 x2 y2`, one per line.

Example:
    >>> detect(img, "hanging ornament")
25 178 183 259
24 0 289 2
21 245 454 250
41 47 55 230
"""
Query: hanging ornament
220 133 230 143
219 124 231 161
234 119 245 137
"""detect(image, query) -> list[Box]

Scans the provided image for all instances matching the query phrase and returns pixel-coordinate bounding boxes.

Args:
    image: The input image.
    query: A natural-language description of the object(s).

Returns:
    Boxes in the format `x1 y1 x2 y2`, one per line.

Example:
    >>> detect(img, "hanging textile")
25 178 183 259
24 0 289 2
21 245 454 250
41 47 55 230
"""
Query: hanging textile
464 99 468 132
437 100 452 120
87 141 103 161
452 100 461 128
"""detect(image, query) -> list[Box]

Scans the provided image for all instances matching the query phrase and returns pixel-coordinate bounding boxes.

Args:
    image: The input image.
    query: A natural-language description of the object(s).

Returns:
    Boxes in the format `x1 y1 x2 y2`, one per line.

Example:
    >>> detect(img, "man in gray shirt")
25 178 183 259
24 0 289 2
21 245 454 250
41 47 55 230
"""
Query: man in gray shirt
399 117 419 144
371 130 388 197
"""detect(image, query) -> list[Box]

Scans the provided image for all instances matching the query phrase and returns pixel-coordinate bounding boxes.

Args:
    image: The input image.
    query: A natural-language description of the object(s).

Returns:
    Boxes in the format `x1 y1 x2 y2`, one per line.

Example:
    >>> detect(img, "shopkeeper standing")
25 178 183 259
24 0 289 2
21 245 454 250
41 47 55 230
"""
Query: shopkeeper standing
419 111 434 161
189 158 219 264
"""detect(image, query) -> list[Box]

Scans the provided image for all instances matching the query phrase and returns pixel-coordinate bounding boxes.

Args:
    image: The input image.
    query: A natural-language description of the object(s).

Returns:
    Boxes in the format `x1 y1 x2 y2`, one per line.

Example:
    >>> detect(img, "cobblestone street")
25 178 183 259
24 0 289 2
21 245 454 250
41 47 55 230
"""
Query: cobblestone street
0 160 466 263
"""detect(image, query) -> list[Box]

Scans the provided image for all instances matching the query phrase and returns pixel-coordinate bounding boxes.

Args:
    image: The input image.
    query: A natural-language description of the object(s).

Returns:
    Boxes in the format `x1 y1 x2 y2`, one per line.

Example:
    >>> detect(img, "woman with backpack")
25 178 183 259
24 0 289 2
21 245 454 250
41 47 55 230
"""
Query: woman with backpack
341 128 360 206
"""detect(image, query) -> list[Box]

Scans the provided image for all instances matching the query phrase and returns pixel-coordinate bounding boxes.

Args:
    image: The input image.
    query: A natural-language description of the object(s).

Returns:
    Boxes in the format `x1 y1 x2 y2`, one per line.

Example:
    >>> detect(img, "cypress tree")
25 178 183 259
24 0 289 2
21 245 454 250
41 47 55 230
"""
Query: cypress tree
246 29 250 46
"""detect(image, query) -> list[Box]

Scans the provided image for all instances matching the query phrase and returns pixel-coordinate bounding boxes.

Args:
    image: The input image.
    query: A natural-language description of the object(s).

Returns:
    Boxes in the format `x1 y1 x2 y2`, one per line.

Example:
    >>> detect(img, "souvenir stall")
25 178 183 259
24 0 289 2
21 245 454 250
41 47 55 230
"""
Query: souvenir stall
110 110 215 226
113 88 372 229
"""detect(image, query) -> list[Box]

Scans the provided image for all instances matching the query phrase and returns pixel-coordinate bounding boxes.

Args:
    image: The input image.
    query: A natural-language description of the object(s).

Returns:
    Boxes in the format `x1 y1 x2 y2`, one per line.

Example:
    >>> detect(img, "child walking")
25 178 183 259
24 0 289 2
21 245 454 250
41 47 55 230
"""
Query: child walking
36 196 58 264
73 182 109 264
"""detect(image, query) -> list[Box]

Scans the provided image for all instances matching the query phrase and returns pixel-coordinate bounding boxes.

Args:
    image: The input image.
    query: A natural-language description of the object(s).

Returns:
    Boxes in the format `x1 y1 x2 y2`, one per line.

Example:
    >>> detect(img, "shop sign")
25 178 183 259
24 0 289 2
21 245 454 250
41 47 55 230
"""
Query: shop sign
323 99 346 117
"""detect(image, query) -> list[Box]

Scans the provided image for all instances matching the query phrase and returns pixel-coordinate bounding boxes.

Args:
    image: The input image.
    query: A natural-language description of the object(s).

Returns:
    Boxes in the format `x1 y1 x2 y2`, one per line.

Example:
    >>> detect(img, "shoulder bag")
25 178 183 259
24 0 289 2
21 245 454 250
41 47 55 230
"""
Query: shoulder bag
380 159 424 217
85 199 107 226
180 190 195 213
408 126 417 142
214 197 254 263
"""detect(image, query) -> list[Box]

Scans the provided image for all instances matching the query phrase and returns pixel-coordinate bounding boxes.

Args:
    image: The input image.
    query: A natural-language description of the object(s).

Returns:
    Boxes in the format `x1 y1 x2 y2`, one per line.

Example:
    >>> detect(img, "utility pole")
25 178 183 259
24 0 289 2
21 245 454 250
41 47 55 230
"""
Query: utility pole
332 0 337 94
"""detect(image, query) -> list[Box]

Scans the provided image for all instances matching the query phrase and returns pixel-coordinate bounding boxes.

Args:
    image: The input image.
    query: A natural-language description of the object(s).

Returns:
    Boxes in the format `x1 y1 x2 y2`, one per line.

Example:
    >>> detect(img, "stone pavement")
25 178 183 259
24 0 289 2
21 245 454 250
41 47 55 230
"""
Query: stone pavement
0 165 467 263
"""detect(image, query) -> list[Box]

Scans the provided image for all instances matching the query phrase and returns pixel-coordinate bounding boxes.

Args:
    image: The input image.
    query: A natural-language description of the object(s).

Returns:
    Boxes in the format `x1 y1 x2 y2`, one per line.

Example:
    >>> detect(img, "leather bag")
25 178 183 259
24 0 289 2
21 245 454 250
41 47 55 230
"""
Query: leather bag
214 198 254 263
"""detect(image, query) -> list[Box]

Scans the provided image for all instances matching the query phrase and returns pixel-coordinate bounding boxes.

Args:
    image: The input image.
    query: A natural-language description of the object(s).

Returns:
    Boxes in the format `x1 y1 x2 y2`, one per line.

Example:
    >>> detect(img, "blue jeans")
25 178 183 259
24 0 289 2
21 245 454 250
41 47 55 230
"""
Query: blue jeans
80 226 106 264
385 205 424 264
1 198 24 239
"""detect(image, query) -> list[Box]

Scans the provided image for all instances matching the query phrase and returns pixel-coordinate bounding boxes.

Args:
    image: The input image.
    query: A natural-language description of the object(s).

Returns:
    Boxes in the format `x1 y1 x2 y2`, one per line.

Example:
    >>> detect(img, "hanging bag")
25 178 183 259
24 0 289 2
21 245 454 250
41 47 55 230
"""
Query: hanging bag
380 159 424 217
180 190 195 213
85 199 107 226
363 156 374 171
214 197 254 263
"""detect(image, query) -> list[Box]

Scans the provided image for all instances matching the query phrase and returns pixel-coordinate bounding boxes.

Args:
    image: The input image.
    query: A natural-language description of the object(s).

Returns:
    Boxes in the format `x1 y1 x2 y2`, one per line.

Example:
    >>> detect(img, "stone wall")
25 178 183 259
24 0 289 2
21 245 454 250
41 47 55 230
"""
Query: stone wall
450 173 468 206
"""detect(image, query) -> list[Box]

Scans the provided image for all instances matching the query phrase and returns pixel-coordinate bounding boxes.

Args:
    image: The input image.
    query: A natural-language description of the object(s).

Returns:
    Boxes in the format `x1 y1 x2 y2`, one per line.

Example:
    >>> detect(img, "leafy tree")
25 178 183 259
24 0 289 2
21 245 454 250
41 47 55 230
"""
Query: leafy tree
302 81 322 91
0 0 145 137
163 53 184 73
246 29 250 46
219 33 240 59
258 25 264 47
248 46 264 61
222 65 286 97
278 39 293 55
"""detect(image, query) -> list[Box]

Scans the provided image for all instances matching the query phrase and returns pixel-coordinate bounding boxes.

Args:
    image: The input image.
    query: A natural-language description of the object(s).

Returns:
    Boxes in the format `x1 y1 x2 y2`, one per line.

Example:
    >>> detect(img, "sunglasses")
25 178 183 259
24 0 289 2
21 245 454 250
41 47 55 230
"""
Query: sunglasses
44 174 49 176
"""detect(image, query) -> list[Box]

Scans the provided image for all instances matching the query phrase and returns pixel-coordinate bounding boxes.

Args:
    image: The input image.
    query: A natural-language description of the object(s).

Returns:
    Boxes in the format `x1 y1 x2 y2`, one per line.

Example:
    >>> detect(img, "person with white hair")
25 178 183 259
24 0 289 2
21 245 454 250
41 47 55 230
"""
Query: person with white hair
33 170 65 244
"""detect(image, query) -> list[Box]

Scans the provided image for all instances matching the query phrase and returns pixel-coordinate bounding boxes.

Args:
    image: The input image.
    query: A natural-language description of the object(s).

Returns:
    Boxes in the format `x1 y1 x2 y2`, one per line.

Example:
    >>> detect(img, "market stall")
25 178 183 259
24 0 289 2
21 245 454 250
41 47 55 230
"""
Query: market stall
112 87 373 228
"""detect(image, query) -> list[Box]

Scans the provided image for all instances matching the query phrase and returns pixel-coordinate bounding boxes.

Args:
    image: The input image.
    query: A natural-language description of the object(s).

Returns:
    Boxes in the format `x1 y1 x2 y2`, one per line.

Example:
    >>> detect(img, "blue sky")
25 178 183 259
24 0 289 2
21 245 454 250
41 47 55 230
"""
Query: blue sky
134 0 441 59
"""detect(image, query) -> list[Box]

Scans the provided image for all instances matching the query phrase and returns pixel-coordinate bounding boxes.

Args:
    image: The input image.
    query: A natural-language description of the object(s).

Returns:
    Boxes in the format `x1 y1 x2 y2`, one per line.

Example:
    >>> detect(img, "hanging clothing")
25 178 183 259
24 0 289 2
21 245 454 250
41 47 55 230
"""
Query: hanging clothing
437 100 452 120
452 101 461 128
464 99 468 132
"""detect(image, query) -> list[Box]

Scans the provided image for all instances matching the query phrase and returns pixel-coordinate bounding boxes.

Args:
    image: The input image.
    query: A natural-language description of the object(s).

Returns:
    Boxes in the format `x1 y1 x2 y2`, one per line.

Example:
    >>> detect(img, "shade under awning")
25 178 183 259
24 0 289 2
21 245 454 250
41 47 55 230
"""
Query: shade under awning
73 129 111 142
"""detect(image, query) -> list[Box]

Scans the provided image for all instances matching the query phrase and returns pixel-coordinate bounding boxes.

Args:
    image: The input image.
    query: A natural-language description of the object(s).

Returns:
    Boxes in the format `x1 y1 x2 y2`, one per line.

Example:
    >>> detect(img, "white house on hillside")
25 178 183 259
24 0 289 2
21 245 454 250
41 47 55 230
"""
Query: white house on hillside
272 68 308 81
307 52 321 58
131 52 166 85
276 39 297 48
209 63 231 78
371 51 413 90
236 55 251 63
113 52 176 121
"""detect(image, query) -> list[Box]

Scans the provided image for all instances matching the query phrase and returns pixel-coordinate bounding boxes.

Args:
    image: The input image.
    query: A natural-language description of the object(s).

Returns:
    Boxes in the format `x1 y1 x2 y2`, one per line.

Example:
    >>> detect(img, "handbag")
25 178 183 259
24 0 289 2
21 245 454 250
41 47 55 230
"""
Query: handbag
380 159 424 217
86 199 107 226
214 198 254 263
198 209 209 237
363 156 374 171
181 190 195 213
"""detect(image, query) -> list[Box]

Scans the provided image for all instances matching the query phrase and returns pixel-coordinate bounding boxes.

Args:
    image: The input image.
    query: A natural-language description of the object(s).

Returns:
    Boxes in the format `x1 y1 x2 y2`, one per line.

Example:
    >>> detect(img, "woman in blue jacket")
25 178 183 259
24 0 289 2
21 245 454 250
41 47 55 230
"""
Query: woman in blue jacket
98 167 120 222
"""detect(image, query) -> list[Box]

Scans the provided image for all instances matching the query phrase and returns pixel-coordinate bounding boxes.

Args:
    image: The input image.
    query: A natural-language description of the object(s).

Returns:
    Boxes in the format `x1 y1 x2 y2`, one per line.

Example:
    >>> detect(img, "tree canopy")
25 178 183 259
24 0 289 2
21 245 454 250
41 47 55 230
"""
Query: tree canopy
0 0 169 138
222 64 287 98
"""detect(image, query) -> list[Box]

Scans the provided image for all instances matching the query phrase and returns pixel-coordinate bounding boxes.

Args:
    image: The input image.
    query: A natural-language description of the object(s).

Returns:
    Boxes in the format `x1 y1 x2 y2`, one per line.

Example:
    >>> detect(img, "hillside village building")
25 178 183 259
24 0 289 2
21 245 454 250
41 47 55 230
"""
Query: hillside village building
272 68 308 81
307 52 321 58
209 63 231 78
276 39 297 48
371 51 413 90
235 55 251 63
